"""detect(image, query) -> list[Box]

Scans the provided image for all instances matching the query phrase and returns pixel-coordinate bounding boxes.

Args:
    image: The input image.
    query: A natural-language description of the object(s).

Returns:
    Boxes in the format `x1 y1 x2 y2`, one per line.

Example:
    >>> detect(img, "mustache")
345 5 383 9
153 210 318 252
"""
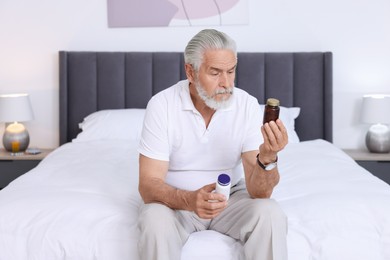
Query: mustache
214 88 233 95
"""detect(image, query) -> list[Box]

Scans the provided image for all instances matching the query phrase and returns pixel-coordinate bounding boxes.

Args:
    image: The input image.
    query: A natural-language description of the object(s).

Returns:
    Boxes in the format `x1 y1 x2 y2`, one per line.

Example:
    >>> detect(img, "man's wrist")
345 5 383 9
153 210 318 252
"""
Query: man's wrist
257 152 277 165
256 153 278 170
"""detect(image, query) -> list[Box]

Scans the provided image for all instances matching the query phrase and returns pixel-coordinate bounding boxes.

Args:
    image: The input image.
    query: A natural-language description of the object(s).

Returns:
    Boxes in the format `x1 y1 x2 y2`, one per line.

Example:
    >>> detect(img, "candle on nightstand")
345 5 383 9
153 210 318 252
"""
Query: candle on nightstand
11 141 20 153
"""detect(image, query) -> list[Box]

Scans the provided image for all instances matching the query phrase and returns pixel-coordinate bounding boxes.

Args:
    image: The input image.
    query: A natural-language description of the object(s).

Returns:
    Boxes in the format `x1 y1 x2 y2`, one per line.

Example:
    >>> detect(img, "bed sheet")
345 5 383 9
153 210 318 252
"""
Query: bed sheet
0 139 389 260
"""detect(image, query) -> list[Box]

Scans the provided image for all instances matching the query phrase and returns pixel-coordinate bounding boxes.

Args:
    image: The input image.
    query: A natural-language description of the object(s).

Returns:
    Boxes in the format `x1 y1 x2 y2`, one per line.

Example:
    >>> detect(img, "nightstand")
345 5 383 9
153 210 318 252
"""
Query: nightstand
0 148 53 189
343 149 390 184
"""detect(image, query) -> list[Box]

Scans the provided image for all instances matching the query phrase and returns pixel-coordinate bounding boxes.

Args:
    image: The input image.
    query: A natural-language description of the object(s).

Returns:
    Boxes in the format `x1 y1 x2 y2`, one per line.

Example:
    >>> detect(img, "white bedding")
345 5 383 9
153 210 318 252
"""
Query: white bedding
0 139 389 260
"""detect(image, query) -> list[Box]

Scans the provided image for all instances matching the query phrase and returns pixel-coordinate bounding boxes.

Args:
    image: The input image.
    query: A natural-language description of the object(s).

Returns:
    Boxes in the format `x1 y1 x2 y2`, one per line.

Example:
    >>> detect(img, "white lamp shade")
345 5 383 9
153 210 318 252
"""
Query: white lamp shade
0 93 34 123
361 94 390 124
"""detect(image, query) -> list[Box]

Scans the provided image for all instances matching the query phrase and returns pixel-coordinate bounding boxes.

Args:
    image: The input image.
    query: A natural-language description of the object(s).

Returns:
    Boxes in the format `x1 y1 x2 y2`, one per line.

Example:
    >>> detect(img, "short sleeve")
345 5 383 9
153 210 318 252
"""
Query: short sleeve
138 95 170 161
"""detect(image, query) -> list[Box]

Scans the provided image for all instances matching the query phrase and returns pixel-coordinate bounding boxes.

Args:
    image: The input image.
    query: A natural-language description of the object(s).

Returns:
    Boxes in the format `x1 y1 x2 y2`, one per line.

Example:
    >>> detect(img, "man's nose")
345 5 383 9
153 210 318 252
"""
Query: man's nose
219 73 229 87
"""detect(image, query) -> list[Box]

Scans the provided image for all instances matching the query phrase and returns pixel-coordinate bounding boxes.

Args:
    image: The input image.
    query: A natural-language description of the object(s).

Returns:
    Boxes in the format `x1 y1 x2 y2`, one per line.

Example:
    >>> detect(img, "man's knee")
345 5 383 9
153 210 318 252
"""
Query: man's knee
251 199 287 223
139 203 177 234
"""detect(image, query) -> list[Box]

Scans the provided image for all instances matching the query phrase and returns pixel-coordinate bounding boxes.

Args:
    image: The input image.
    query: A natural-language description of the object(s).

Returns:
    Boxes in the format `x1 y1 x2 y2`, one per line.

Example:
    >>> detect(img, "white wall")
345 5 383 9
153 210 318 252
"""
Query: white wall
0 0 389 149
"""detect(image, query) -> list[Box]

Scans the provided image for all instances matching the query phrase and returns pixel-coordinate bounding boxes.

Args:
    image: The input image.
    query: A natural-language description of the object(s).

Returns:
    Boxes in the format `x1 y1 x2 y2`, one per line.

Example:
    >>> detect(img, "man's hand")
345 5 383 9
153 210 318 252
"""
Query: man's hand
190 183 227 219
259 119 288 163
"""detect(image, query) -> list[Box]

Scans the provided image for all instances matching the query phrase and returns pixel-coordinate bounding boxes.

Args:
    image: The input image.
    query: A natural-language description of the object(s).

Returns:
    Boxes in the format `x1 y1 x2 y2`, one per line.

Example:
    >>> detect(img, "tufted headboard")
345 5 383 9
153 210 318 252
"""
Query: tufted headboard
59 51 332 145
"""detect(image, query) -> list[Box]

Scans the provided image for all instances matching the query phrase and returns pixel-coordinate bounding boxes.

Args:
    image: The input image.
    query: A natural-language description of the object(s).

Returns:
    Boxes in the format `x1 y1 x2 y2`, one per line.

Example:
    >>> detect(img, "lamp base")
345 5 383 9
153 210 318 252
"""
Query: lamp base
365 124 390 153
2 122 30 155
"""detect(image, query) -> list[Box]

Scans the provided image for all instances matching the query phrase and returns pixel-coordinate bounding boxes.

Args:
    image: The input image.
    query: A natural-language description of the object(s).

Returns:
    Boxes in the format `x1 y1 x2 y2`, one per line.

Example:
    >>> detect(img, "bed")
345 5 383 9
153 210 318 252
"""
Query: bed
0 51 390 260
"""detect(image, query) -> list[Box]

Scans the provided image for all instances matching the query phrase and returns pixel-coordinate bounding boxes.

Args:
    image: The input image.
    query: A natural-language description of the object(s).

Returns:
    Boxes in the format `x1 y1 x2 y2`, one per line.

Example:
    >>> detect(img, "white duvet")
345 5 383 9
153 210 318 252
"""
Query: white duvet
0 139 389 260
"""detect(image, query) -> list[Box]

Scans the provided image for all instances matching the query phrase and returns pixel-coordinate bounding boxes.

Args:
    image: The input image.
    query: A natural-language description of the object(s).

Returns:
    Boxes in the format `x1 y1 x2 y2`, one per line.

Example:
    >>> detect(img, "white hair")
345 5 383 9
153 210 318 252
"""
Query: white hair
184 29 237 72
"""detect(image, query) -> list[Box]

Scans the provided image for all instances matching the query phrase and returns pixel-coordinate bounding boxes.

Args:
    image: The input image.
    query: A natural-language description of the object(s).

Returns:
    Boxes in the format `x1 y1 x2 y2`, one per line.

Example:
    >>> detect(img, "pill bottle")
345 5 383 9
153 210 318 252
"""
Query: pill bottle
263 98 280 124
215 173 231 200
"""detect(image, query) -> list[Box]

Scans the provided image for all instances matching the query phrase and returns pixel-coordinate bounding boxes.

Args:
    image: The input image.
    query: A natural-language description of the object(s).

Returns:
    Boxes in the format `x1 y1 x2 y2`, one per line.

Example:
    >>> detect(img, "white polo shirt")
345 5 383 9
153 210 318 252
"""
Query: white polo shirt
138 80 263 191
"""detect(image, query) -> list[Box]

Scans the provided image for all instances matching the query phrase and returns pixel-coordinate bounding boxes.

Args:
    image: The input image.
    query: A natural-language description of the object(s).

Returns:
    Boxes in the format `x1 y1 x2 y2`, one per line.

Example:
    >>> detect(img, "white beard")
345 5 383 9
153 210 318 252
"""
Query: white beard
194 81 234 110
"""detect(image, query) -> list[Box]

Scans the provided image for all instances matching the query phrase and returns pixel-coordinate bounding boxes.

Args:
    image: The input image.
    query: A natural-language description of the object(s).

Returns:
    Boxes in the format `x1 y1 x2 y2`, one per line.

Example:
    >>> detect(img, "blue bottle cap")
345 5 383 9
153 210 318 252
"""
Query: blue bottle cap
218 173 231 186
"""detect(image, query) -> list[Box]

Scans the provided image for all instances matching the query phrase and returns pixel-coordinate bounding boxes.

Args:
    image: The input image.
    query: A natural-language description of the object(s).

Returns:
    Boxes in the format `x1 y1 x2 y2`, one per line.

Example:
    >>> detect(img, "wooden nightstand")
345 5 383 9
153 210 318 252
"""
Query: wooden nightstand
0 148 53 189
343 149 390 184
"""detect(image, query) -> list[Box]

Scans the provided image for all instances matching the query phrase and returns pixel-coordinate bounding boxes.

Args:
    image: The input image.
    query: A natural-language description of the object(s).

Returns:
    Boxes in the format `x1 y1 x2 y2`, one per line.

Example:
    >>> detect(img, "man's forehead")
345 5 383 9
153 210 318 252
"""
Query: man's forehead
202 50 237 70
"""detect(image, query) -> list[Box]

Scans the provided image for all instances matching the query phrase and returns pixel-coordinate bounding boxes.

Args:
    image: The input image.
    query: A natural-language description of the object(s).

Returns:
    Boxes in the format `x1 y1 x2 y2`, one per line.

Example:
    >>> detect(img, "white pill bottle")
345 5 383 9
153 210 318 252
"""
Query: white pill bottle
215 173 231 200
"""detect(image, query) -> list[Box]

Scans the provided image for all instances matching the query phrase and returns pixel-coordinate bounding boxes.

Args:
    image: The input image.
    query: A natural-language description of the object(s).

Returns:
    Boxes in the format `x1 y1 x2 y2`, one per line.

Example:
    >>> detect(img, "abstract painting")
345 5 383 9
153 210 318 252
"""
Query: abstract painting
107 0 248 27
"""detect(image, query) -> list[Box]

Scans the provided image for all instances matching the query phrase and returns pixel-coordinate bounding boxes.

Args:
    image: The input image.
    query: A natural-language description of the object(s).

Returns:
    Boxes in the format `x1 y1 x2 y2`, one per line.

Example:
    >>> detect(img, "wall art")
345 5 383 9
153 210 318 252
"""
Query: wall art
107 0 248 27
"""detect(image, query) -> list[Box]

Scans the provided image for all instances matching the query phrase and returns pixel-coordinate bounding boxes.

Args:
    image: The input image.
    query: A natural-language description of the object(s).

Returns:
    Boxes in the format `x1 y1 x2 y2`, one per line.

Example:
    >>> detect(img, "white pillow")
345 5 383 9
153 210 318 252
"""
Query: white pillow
73 108 146 142
259 105 301 143
73 106 300 143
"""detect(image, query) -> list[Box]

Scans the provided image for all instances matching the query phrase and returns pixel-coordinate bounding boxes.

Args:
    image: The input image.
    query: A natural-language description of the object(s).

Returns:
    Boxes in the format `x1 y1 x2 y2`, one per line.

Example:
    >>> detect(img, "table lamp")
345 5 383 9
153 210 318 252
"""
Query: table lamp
0 93 34 155
360 94 390 153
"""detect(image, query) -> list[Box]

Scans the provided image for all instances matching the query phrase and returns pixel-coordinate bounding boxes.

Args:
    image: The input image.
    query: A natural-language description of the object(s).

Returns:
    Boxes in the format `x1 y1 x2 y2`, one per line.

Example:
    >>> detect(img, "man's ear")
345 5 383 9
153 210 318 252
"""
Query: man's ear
185 64 195 82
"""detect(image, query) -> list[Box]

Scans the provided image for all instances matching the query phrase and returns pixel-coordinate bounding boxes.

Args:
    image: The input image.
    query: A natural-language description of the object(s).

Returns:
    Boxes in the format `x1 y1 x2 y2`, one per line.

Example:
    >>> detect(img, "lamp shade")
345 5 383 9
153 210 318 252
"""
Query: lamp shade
0 93 34 123
360 94 390 124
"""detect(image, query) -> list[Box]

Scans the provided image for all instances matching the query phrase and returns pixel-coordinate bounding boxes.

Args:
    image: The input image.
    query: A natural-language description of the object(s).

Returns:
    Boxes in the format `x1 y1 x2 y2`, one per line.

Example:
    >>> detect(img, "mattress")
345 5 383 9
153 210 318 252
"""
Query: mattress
0 139 389 259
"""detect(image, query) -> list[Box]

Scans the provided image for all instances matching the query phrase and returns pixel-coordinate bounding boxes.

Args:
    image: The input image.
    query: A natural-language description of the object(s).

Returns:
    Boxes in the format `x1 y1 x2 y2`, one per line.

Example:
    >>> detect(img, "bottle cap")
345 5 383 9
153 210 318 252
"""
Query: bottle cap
266 98 280 107
218 174 231 186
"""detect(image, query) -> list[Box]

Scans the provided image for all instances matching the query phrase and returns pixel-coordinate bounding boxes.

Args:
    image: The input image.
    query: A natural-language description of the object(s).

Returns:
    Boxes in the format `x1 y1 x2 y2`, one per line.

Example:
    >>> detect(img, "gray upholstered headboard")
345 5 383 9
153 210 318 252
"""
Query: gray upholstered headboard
59 51 332 145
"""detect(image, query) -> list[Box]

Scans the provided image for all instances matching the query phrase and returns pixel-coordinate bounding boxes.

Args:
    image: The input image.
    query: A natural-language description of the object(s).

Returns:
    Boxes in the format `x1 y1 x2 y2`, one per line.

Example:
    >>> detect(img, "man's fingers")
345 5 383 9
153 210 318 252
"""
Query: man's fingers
198 202 227 219
202 183 216 192
262 121 288 150
262 122 277 146
208 192 226 202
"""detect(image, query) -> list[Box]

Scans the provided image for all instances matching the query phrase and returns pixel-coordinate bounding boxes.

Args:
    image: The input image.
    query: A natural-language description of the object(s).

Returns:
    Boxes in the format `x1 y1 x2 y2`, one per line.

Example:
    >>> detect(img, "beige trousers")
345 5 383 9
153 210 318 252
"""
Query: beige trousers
138 180 288 260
